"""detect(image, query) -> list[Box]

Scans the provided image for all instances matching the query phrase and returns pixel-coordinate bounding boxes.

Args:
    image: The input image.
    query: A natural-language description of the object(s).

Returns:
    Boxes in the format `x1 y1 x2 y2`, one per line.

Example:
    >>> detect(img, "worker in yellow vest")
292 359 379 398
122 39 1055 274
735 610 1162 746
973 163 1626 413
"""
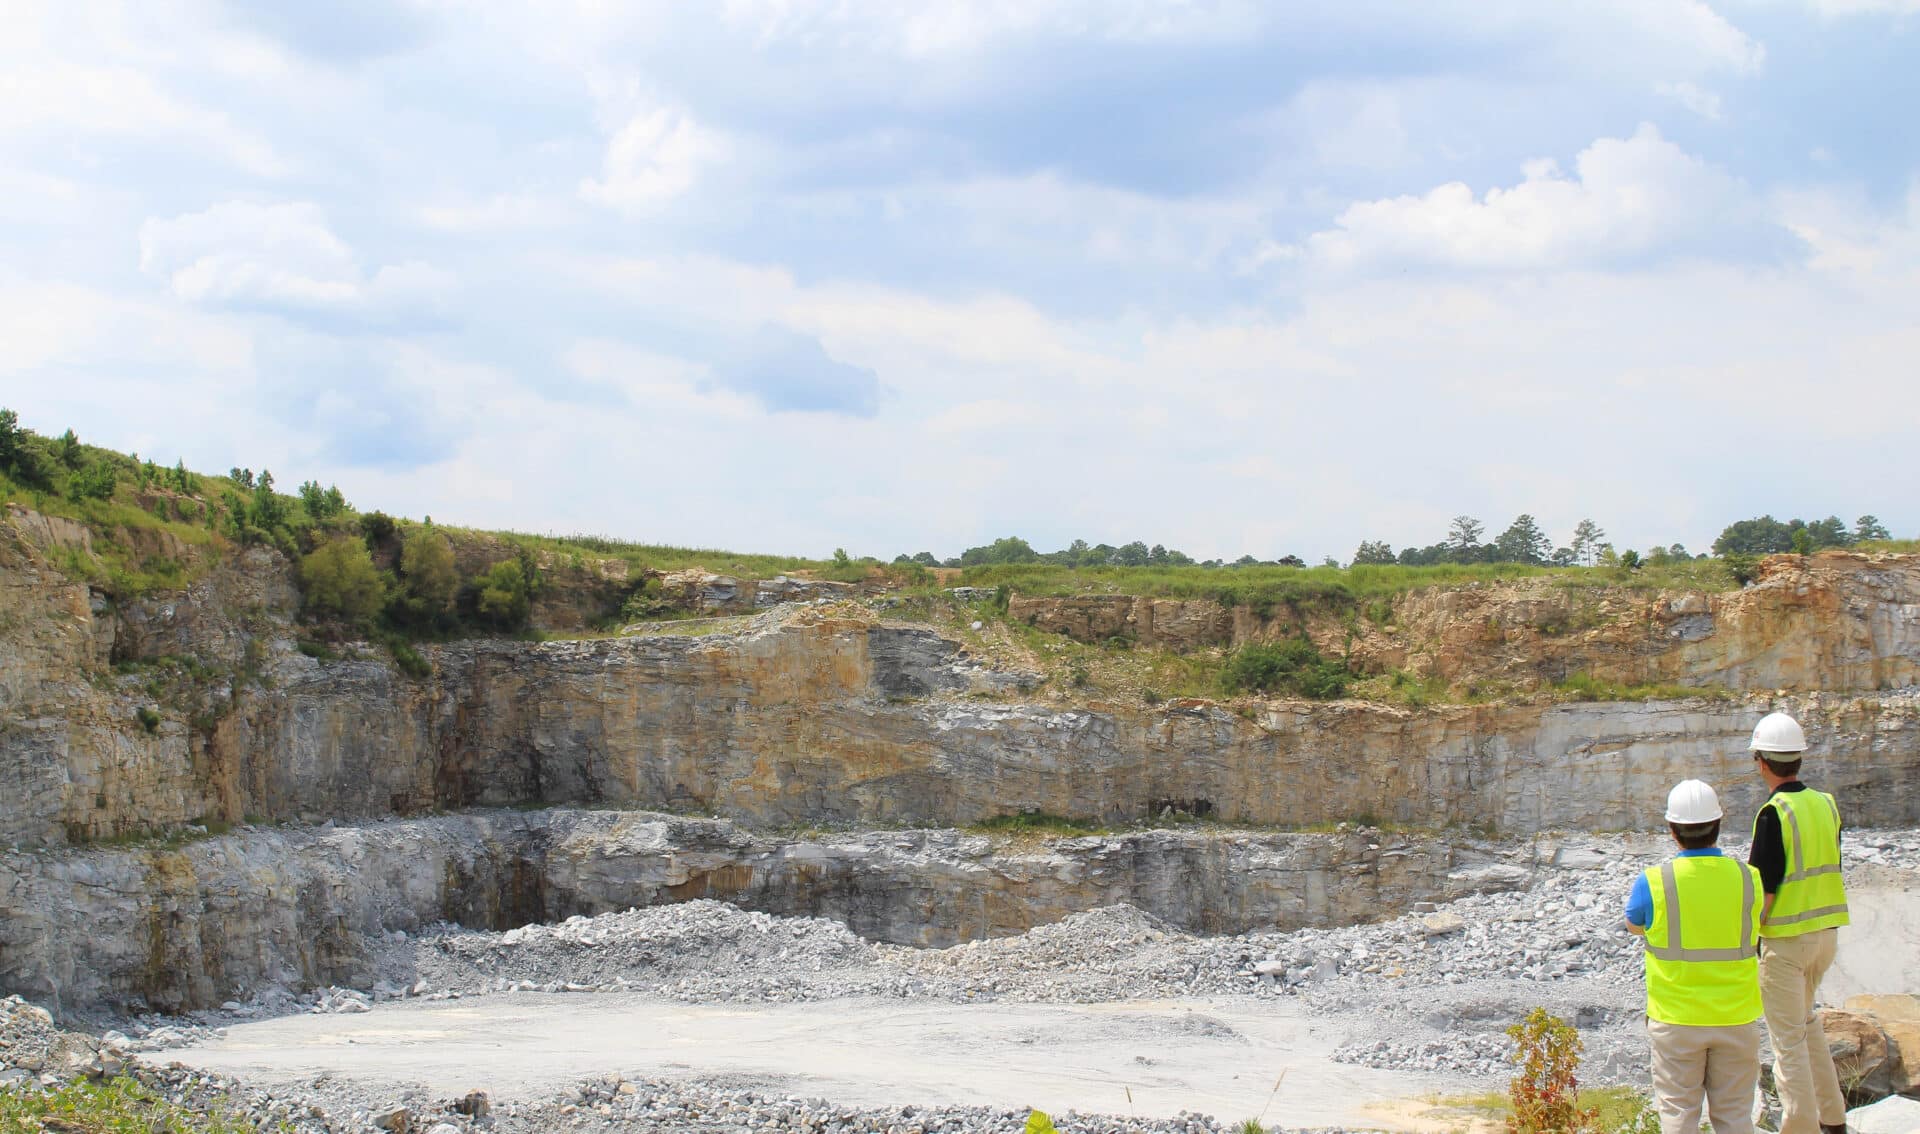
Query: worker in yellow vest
1747 712 1849 1134
1626 779 1763 1134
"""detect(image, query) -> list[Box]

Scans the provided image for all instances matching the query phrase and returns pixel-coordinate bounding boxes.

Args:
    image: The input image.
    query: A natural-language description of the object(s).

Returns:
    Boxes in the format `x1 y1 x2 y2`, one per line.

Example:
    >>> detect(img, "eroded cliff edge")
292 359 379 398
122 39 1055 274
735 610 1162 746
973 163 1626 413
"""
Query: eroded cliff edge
5 505 1919 847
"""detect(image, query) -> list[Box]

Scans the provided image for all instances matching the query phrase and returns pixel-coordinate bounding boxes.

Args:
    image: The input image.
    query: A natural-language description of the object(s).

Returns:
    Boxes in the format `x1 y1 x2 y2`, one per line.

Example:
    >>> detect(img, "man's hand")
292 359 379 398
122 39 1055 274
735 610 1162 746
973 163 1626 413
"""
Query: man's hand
1626 922 1646 937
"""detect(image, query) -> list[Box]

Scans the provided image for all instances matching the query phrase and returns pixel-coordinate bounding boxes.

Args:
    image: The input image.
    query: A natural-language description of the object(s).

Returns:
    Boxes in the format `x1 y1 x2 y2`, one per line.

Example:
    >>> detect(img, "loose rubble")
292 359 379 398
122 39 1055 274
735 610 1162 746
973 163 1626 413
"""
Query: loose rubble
6 829 1913 1132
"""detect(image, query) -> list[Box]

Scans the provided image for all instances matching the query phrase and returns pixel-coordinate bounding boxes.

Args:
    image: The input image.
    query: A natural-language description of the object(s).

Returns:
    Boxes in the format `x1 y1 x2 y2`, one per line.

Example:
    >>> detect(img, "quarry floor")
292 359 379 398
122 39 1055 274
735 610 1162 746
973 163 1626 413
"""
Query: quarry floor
160 879 1920 1132
174 995 1421 1127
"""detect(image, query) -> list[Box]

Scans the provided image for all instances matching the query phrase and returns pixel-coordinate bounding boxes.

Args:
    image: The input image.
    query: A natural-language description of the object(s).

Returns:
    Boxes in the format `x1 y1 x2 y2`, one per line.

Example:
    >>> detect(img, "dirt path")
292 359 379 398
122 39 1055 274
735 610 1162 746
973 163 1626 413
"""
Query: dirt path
171 994 1468 1128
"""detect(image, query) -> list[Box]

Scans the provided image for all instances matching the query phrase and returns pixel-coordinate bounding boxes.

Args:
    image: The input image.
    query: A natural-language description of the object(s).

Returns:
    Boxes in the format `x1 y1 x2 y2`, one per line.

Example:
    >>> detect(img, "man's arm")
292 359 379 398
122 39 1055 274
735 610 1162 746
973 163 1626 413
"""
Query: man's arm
1624 872 1652 937
1750 805 1786 895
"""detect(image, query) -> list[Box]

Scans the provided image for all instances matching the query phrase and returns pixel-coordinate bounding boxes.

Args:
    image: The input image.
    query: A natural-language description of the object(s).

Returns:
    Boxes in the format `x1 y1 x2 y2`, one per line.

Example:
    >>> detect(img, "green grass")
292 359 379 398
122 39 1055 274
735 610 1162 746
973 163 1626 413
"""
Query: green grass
0 1074 270 1132
959 558 1744 619
1 463 223 598
1436 1085 1656 1133
968 811 1111 837
489 530 829 582
1553 672 1734 702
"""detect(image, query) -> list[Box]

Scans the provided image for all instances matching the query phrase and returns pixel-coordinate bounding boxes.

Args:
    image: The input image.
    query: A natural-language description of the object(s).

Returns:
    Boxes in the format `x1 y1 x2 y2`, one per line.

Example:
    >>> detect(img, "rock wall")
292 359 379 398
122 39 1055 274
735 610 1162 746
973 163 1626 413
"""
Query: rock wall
1009 553 1920 694
0 810 1526 1015
6 504 1920 849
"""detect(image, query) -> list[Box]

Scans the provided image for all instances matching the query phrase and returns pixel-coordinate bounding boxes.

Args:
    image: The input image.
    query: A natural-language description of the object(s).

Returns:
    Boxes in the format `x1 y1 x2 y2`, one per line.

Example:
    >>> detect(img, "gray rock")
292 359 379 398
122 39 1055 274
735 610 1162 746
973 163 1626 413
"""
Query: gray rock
1849 1094 1920 1134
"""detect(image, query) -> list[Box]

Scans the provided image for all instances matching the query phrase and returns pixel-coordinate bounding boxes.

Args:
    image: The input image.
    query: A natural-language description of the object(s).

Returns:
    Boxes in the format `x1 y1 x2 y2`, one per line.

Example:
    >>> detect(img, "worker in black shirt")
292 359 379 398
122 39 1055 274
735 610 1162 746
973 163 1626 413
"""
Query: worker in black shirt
1747 711 1849 1134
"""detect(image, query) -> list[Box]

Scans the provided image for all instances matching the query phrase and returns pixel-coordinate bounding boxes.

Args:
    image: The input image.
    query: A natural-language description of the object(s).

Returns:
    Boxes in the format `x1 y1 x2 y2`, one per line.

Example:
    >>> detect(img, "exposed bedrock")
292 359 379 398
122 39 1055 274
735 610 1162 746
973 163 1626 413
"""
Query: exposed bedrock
1009 552 1920 692
0 810 1529 1015
6 506 1920 847
7 601 1920 845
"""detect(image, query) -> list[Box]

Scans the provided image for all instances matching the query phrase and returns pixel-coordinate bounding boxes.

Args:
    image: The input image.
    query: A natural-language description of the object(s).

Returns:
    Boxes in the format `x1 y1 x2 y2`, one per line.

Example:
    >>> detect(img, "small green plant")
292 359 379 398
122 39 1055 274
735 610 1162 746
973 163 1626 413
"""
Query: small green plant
1506 1007 1598 1134
136 706 161 733
0 1073 262 1132
296 638 338 661
385 637 432 678
971 811 1106 837
1238 1121 1266 1134
1220 638 1350 699
1723 551 1760 586
1025 1110 1058 1134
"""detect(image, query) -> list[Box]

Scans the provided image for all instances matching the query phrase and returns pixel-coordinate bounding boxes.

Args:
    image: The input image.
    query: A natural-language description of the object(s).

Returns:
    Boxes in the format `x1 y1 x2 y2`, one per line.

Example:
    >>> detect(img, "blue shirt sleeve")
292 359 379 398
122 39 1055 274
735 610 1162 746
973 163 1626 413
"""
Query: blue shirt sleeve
1625 873 1652 928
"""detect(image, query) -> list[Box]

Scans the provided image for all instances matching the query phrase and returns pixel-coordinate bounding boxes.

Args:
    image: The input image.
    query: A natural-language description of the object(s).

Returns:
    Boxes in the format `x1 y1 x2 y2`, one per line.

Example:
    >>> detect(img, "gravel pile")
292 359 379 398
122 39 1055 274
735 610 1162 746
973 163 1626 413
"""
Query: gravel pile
473 1072 1393 1134
394 901 882 1003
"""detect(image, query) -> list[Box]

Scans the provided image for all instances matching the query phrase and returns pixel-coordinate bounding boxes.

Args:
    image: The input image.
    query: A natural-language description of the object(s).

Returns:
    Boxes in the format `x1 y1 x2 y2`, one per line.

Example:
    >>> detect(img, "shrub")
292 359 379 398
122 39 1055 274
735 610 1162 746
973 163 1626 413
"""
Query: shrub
299 536 386 626
360 510 398 546
1220 639 1350 699
1506 1008 1597 1134
1723 551 1759 586
136 706 161 733
474 558 532 630
390 526 459 628
67 460 117 502
0 1074 257 1132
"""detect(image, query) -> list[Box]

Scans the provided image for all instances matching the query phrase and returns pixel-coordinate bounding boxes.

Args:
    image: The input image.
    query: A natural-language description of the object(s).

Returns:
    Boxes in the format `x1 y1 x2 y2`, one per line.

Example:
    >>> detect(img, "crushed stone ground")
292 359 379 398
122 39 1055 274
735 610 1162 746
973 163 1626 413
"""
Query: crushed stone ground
18 828 1916 1133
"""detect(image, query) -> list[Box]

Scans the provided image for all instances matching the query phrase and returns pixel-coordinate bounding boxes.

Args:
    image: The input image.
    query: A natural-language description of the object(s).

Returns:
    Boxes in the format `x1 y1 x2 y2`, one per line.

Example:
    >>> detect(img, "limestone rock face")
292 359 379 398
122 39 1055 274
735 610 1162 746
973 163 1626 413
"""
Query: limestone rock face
7 503 1920 849
0 810 1517 1014
1011 552 1920 694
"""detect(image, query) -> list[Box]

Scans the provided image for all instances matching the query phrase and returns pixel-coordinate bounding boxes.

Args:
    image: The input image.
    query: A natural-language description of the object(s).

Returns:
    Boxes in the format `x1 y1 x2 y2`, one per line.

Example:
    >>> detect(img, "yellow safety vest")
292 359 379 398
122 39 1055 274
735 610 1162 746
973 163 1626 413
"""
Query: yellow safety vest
1642 854 1763 1027
1755 789 1848 938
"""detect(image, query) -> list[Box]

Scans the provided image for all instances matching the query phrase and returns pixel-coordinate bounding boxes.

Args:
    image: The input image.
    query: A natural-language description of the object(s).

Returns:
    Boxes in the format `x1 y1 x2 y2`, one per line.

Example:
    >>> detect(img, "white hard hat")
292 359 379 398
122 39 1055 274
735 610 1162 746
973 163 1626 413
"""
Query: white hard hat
1665 779 1724 825
1750 712 1808 754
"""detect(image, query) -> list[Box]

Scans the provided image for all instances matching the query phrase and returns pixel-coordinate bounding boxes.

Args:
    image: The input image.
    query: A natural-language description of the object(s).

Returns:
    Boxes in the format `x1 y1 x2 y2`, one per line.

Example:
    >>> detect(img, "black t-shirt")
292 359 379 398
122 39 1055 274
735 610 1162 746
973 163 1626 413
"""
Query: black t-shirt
1748 782 1841 894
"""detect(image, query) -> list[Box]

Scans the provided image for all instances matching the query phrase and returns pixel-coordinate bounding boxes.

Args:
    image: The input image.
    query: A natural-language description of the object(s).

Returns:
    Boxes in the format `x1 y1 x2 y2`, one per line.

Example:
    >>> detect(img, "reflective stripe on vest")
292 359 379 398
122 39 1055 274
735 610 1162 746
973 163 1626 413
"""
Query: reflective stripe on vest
1757 789 1849 937
1642 855 1763 1027
1645 861 1755 963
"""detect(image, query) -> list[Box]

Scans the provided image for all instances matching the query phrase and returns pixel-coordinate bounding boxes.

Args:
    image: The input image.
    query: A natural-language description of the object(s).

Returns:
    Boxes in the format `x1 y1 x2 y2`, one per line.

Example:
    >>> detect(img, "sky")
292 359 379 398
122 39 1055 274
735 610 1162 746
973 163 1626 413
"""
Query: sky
2 0 1916 563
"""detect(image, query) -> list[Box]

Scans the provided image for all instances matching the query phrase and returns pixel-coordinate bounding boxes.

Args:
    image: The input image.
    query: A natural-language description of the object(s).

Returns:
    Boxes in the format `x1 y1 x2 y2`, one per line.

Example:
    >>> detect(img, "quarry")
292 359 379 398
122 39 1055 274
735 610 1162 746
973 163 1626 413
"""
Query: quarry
4 502 1920 1132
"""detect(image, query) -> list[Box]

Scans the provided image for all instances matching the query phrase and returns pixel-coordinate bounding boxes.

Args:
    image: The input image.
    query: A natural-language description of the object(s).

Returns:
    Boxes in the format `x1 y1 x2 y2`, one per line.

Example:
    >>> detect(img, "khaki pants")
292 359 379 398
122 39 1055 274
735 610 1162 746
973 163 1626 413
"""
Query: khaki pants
1760 928 1848 1134
1649 1019 1761 1134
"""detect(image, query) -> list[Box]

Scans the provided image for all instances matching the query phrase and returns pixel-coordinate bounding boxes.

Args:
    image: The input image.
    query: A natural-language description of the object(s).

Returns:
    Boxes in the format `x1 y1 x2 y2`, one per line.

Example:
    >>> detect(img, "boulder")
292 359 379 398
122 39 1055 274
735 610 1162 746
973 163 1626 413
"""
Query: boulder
1847 1094 1920 1134
1846 994 1920 1096
1818 1008 1893 1101
1422 912 1468 937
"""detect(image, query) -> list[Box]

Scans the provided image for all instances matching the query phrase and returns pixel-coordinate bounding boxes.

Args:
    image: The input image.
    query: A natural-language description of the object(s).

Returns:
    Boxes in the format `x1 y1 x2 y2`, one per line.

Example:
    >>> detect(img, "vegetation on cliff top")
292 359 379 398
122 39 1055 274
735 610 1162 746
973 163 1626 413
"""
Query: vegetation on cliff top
3 408 1913 655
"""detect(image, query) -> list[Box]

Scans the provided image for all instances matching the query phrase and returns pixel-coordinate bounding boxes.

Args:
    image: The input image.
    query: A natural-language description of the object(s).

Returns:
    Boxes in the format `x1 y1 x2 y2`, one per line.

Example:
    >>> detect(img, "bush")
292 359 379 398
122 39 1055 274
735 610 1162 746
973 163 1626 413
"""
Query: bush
67 460 117 502
299 536 386 627
136 706 161 733
0 1074 258 1132
360 510 398 546
1220 639 1350 699
474 558 532 630
1723 552 1760 586
390 526 459 628
1506 1008 1597 1134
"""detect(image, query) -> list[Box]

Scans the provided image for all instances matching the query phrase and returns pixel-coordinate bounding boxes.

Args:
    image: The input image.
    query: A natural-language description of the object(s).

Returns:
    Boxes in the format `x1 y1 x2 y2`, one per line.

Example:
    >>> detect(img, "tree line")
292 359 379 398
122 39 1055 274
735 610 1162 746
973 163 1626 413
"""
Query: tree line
896 536 1307 570
893 509 1904 576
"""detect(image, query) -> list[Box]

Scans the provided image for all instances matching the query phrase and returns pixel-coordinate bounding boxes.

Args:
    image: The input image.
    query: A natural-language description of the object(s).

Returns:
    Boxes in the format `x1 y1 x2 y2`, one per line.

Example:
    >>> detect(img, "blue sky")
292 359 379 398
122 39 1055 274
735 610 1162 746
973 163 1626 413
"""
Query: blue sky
3 0 1916 562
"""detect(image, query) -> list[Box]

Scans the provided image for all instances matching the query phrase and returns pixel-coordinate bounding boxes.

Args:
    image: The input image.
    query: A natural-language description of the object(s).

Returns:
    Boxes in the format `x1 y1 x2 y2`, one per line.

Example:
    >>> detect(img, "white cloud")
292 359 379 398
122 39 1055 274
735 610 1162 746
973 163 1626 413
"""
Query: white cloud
0 63 286 176
419 193 563 231
580 105 726 211
141 201 359 307
1300 125 1745 271
716 0 1260 55
1655 80 1725 121
138 201 453 318
1800 0 1920 13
